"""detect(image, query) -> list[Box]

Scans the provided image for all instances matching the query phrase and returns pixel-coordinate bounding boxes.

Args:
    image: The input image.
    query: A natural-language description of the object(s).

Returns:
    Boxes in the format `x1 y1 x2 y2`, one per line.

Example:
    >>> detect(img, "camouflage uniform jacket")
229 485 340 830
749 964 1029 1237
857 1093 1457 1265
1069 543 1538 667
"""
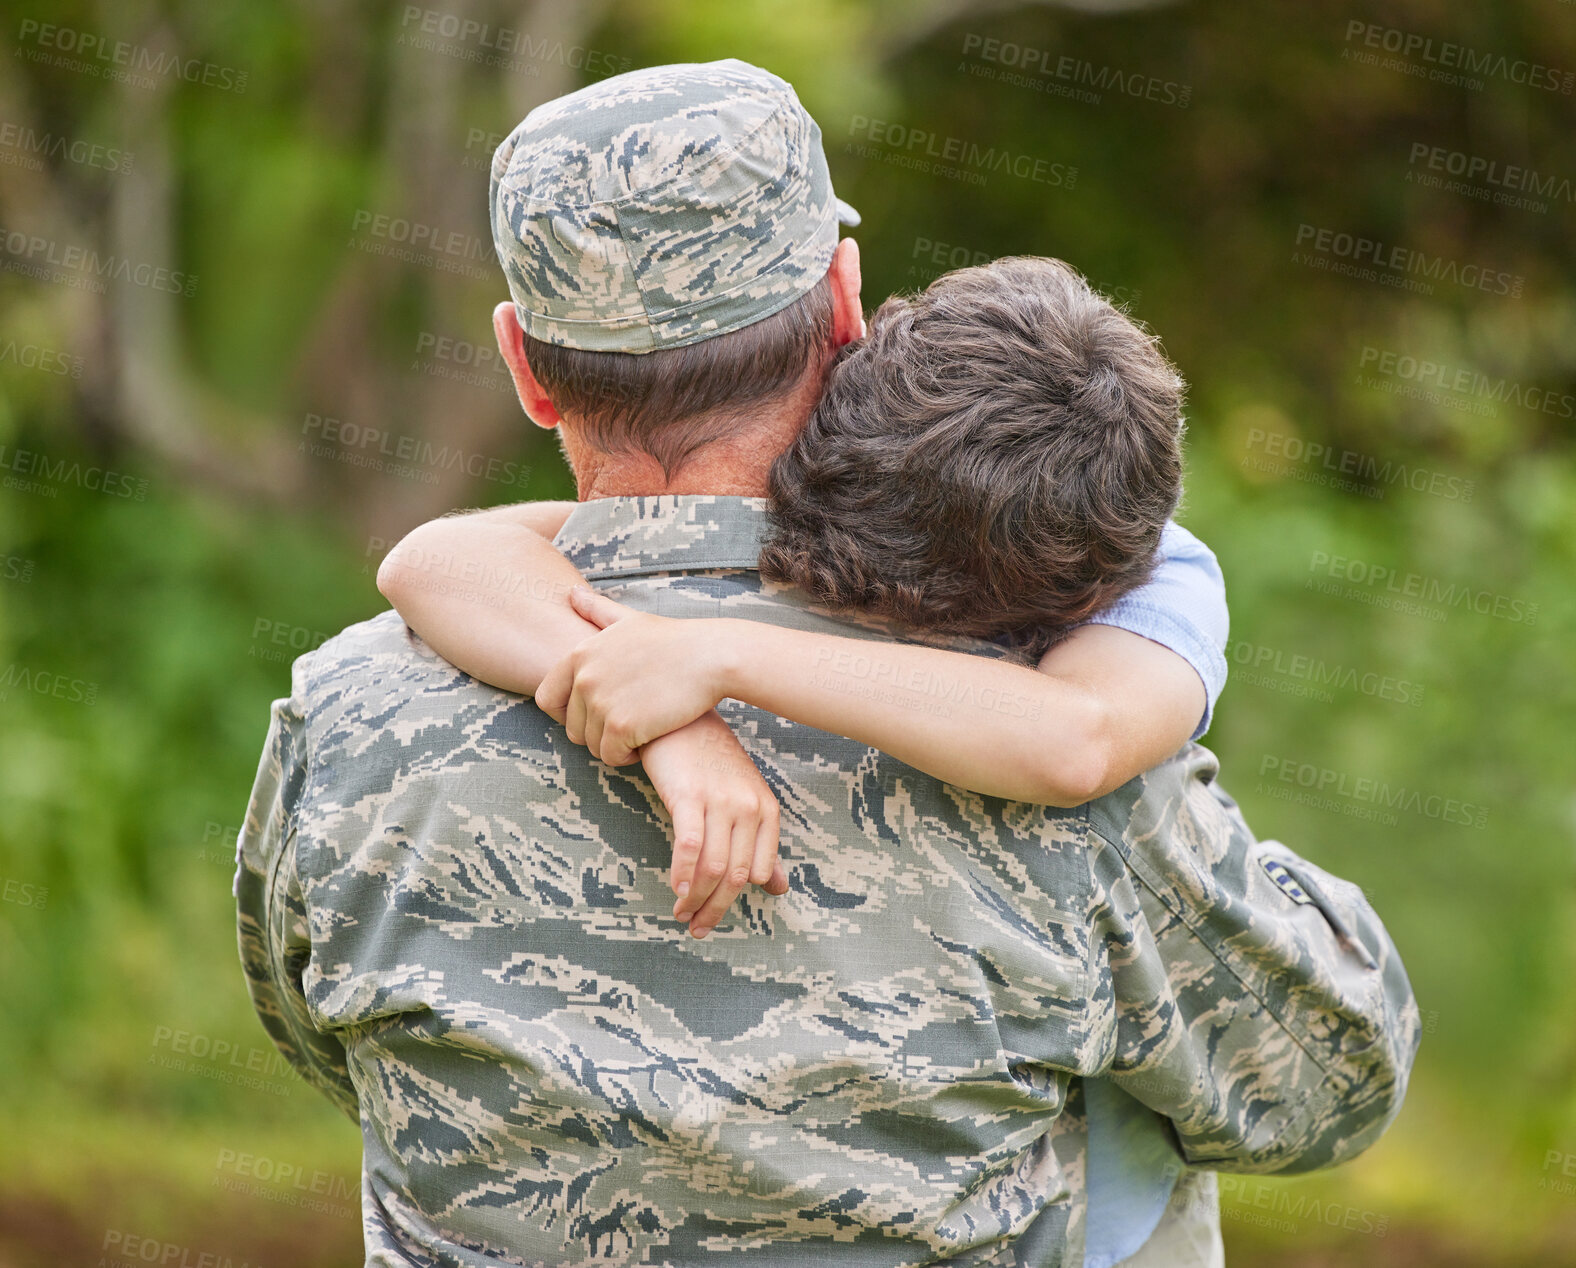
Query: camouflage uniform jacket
235 495 1420 1267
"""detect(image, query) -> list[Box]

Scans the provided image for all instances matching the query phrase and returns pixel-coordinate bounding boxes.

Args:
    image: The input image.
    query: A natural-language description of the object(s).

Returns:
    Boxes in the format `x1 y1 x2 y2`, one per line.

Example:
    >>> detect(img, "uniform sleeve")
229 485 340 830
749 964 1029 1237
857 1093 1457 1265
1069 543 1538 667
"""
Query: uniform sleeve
233 671 358 1120
1086 753 1420 1174
1083 522 1229 739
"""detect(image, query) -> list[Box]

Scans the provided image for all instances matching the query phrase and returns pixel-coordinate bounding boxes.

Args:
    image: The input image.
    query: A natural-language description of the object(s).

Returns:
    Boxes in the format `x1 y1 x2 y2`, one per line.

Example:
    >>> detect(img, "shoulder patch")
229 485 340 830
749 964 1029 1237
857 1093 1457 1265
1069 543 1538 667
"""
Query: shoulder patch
1262 857 1312 905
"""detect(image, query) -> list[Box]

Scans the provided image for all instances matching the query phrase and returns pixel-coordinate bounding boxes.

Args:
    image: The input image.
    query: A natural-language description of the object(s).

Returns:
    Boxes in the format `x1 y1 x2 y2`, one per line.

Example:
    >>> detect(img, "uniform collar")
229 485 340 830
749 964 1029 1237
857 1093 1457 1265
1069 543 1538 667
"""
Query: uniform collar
554 495 771 579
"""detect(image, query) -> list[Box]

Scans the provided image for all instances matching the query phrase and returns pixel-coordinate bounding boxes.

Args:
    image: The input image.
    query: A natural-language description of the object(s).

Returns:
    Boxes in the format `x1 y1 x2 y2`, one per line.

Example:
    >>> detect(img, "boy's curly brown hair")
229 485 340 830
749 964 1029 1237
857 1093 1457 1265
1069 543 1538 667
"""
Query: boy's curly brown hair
758 256 1185 658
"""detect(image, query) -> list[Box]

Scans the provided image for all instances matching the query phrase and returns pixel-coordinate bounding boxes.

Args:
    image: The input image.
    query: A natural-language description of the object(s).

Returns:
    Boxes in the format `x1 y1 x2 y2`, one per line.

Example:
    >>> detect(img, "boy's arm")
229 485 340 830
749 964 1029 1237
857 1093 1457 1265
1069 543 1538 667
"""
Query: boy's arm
546 603 1195 806
1033 624 1205 799
544 519 1227 806
376 501 587 693
383 504 1222 807
377 503 788 937
474 499 580 539
1032 521 1228 796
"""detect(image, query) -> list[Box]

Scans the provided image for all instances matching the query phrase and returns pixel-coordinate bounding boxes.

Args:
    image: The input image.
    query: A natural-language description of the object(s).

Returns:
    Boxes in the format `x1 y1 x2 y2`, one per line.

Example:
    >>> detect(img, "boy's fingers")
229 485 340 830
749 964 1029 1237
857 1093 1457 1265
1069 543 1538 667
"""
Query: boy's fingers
568 586 632 630
766 862 789 895
534 659 572 723
581 698 607 761
748 814 778 887
690 819 754 938
563 682 590 750
677 810 730 922
669 800 704 898
599 722 638 768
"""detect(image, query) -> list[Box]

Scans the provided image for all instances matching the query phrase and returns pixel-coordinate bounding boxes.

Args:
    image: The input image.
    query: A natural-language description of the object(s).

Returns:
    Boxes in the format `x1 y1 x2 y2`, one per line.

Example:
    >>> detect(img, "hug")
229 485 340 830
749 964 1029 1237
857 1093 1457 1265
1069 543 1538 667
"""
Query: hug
237 58 1418 1268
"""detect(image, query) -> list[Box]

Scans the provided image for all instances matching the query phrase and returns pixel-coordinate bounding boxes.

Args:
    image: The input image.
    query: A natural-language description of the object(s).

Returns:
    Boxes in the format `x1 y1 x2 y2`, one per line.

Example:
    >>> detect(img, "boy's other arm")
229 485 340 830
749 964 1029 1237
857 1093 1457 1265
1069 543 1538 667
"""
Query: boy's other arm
720 621 1202 805
482 499 579 539
544 594 1202 807
1040 519 1229 796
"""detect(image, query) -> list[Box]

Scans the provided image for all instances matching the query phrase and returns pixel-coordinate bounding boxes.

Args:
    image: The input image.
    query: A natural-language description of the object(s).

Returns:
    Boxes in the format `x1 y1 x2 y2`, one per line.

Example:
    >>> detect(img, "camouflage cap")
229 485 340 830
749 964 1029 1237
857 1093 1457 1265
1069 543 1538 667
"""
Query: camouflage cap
489 59 859 355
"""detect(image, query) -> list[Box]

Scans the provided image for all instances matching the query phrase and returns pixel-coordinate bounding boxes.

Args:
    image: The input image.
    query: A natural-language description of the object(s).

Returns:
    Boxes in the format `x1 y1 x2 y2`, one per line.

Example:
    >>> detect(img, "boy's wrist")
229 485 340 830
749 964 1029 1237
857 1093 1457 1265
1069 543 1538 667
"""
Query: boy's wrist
703 618 749 703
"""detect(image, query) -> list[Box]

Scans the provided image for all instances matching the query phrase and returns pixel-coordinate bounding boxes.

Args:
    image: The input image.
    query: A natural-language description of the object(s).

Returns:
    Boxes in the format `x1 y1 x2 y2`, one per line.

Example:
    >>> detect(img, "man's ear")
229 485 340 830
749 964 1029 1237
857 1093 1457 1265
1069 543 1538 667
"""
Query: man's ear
827 237 865 348
493 300 563 431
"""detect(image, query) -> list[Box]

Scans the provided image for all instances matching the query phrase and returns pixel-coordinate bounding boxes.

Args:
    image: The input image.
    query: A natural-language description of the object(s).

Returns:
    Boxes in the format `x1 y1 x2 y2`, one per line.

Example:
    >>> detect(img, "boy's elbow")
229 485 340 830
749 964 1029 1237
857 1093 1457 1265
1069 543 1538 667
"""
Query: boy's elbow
375 555 399 603
376 542 416 606
1030 698 1114 807
1037 755 1108 808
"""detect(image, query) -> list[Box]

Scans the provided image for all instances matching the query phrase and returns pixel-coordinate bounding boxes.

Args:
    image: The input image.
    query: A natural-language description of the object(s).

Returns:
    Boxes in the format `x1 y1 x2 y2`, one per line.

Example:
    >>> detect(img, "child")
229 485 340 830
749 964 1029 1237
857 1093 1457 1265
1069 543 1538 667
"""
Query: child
379 257 1226 938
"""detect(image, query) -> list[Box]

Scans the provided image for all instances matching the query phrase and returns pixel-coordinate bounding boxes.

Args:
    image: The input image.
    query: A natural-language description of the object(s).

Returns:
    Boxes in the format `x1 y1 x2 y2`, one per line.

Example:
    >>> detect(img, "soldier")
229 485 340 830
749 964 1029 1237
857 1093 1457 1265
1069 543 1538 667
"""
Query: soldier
237 59 1418 1266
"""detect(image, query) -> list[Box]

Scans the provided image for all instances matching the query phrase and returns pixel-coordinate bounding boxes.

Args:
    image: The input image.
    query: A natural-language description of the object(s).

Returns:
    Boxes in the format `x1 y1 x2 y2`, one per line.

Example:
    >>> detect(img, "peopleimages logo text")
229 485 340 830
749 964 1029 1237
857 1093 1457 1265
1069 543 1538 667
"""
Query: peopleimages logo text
1259 755 1489 828
846 117 1077 188
15 20 249 92
1407 143 1576 204
1294 224 1522 296
1308 551 1537 624
1358 346 1576 418
1244 426 1474 502
0 122 132 173
958 33 1191 108
1 226 197 296
1342 21 1574 94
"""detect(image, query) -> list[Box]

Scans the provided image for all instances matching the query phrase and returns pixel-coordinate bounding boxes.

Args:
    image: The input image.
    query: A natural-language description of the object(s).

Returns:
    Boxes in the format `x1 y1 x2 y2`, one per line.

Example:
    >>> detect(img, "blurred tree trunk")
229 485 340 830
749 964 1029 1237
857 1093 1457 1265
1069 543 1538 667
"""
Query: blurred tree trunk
5 0 609 540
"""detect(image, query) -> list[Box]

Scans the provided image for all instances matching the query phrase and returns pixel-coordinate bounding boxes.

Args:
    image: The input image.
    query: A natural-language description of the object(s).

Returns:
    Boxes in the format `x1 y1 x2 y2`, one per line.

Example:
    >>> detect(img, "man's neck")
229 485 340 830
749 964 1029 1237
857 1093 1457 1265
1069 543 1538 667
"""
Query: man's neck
566 384 817 502
575 456 776 500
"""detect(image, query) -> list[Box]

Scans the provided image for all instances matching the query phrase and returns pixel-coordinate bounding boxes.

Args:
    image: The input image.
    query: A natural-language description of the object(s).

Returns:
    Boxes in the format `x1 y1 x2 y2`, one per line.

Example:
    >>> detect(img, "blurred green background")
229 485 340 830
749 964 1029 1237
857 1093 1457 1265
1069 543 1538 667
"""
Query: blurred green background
1 0 1573 1263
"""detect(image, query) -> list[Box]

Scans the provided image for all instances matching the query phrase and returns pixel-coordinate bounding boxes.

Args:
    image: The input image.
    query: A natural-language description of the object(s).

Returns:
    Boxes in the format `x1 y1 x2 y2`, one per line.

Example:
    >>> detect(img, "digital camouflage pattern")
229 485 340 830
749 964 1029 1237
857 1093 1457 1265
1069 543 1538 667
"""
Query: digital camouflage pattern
236 496 1419 1267
488 60 858 355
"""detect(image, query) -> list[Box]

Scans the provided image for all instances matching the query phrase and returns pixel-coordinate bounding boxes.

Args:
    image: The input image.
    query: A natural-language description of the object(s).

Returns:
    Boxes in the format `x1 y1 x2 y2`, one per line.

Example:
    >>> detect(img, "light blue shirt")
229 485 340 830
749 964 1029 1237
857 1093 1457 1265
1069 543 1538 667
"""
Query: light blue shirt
1080 520 1229 1266
1086 521 1229 739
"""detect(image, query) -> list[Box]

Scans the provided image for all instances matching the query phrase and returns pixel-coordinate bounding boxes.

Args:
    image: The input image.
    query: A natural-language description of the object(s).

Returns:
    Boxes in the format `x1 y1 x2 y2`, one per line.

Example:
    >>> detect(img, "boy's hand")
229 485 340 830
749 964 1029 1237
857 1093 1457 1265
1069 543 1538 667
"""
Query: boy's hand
637 711 789 939
536 587 737 767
